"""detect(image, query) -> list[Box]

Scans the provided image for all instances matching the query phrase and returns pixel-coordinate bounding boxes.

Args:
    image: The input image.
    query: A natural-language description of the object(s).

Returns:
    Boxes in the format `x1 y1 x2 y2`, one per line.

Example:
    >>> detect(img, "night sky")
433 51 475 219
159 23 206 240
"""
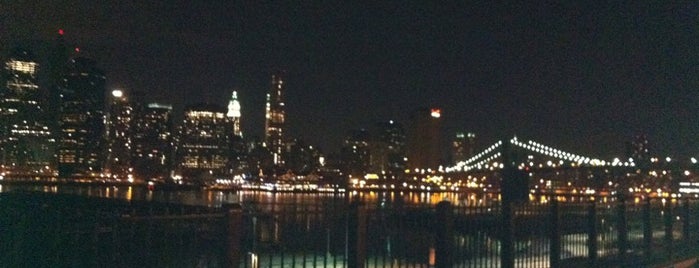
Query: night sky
2 1 698 158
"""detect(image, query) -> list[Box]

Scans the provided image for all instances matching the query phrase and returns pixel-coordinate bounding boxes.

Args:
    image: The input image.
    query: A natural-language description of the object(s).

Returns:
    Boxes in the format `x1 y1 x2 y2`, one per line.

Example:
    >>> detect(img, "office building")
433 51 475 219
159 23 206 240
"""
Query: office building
46 29 71 127
132 102 173 181
341 129 371 176
265 72 286 165
177 104 231 182
371 120 406 174
452 132 476 164
284 138 321 175
406 108 442 170
0 48 55 175
57 57 106 178
226 90 242 137
104 89 132 180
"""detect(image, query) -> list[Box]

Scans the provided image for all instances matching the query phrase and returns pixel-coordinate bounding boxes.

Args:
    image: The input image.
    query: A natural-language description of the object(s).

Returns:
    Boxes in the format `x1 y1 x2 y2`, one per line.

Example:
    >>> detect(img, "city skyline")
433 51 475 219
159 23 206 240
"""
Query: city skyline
1 2 698 157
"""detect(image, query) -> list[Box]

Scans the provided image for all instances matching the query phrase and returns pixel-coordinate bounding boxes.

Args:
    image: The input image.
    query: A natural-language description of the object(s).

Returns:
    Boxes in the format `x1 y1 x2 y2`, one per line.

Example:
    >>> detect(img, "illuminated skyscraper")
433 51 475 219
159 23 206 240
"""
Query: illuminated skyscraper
265 72 285 165
406 108 442 170
104 89 132 180
177 104 232 182
226 90 242 137
0 48 55 174
57 57 106 178
132 103 173 181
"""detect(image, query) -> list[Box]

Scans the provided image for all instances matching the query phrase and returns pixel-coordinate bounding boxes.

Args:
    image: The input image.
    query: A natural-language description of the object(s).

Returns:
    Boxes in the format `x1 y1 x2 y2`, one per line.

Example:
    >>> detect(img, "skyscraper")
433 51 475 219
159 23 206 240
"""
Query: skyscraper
226 90 242 137
46 29 70 128
452 132 476 164
341 129 371 176
265 71 286 165
371 120 406 175
104 89 132 180
57 57 106 178
406 108 442 171
177 104 232 182
132 103 173 181
0 48 55 175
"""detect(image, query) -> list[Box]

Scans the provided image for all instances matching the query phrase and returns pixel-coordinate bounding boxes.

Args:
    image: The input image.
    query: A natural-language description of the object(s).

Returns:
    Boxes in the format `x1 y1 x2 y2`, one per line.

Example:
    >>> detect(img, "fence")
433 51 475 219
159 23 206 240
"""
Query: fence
2 191 698 267
0 192 229 267
235 195 699 268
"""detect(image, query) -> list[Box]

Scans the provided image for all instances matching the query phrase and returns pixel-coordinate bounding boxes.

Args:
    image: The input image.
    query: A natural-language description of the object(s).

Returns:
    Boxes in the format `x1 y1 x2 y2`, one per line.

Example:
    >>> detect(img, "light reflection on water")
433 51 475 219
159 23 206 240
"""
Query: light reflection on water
0 183 507 208
0 183 610 209
0 183 658 267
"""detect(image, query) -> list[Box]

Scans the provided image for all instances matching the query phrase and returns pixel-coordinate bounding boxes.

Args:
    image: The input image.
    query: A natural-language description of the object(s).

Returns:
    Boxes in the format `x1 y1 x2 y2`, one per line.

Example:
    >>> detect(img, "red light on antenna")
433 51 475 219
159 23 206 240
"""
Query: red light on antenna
74 47 80 53
58 29 64 35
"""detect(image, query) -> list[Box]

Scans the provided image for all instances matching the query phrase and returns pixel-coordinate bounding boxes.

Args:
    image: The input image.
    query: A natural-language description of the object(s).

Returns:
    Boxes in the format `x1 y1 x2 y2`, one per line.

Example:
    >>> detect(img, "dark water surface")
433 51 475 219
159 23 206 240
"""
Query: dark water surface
2 184 694 267
0 184 500 267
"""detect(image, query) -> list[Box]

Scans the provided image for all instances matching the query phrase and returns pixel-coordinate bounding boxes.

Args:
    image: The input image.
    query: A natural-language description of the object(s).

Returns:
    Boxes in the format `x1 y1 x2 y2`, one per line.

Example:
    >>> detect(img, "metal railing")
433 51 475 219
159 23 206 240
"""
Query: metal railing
2 192 698 267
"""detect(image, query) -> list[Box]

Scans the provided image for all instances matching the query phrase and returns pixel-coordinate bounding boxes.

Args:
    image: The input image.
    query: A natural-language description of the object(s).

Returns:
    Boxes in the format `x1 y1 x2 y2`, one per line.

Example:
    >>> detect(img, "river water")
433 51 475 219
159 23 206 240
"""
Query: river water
1 183 684 267
0 183 508 267
0 183 502 208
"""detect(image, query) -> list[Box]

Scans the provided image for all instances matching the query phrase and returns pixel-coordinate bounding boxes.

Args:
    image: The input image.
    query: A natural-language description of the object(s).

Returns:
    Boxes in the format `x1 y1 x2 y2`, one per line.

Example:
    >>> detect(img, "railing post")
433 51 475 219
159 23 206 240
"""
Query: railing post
682 199 690 243
501 200 515 268
225 204 243 268
643 198 652 264
664 200 674 261
550 198 561 268
616 196 628 264
588 200 597 266
435 201 453 268
347 201 366 268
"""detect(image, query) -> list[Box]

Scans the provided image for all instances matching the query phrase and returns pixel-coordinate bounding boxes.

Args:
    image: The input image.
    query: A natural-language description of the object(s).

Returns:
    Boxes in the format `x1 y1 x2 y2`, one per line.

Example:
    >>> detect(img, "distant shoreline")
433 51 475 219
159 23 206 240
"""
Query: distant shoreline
0 178 147 187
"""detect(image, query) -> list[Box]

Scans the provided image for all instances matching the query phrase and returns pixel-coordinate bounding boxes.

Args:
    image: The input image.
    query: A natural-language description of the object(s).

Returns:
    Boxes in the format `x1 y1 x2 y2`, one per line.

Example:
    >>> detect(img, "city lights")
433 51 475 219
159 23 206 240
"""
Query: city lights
430 108 441 118
1 7 697 268
111 89 123 98
0 25 696 204
7 60 37 73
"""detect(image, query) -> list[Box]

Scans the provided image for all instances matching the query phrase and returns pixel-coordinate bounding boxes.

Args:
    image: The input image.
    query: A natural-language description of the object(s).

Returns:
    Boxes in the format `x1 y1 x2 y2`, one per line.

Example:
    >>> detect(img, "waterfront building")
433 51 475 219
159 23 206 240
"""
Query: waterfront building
0 48 55 175
265 72 286 165
176 104 232 182
104 89 132 180
132 102 173 181
406 108 442 171
452 132 476 164
226 90 242 138
57 57 106 178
